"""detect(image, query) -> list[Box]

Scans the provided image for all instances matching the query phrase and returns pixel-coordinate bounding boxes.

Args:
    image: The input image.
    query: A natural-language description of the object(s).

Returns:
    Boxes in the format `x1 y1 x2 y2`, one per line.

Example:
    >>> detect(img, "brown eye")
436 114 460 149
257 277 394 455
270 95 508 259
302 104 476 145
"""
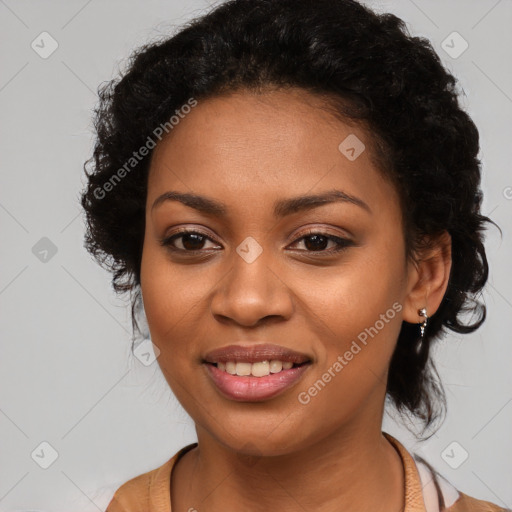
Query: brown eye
159 230 220 252
289 230 353 254
159 229 352 256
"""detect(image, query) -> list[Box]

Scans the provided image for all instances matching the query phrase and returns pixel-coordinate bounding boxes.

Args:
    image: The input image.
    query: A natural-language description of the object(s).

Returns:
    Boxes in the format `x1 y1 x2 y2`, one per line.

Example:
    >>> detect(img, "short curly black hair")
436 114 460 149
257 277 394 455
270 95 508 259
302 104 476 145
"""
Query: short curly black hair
80 0 496 437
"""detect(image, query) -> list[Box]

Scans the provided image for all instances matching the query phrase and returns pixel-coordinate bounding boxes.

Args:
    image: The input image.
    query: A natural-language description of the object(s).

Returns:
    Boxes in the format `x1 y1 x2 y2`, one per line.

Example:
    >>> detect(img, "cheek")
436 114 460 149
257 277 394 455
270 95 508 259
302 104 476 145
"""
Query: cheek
303 247 405 340
291 269 404 440
139 239 227 391
296 240 406 397
139 246 204 406
140 240 210 337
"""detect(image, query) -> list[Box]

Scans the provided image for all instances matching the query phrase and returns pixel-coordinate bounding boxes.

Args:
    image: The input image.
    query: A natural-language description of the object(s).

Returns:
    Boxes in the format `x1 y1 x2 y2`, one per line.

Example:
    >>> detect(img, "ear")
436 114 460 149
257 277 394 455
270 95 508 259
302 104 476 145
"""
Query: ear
402 230 452 324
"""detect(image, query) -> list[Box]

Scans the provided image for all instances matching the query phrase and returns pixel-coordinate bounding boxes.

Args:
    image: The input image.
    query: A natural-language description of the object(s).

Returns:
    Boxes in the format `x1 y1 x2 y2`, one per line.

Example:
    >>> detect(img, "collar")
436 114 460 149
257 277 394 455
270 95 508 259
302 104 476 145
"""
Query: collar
157 432 457 511
384 432 460 512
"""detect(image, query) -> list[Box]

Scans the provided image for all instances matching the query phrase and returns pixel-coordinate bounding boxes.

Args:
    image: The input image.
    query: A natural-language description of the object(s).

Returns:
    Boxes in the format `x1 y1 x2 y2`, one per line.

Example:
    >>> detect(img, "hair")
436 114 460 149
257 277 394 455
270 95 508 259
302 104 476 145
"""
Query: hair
80 0 497 438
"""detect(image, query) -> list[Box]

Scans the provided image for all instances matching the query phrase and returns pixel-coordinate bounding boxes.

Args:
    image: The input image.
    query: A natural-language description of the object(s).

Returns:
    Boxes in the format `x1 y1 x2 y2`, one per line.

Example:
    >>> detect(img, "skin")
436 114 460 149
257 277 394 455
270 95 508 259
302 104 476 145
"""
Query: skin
140 87 452 512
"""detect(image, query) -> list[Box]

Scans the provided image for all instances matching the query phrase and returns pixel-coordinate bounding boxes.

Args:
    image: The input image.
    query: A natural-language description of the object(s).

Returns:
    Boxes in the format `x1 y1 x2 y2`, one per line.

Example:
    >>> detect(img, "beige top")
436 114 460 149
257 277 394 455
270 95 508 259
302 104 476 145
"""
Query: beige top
106 432 508 511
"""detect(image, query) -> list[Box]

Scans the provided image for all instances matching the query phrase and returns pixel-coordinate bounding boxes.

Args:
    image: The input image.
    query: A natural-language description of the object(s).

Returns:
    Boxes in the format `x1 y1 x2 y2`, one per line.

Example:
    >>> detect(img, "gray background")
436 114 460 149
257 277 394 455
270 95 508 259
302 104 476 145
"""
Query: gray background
0 0 511 510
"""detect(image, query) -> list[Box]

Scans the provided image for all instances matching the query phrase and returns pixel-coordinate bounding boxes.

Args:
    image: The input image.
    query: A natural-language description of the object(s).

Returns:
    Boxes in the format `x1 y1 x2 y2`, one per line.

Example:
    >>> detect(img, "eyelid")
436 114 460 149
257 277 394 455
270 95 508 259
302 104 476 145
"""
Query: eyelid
291 225 351 241
288 228 353 253
159 226 221 249
159 225 349 244
159 225 353 255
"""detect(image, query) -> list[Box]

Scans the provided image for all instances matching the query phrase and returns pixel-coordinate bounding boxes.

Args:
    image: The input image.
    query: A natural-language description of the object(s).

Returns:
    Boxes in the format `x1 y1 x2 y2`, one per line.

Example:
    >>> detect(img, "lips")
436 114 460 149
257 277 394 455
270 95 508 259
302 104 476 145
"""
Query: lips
202 343 312 401
204 362 311 402
203 343 312 365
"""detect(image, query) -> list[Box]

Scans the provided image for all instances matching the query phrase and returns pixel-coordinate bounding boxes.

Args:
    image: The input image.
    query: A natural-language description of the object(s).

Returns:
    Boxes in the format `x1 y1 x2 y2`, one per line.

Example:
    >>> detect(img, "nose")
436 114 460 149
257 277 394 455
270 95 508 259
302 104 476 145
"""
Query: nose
209 245 294 327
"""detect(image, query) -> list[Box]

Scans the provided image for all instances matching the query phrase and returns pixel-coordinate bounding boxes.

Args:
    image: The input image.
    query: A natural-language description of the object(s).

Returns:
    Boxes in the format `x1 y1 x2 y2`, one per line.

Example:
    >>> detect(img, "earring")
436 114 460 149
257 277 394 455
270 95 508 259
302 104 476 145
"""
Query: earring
418 307 428 338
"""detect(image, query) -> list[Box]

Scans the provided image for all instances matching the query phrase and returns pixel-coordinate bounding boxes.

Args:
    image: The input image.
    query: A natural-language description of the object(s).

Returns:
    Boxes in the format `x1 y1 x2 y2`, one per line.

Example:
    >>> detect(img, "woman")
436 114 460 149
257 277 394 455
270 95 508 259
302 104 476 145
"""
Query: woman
80 0 508 510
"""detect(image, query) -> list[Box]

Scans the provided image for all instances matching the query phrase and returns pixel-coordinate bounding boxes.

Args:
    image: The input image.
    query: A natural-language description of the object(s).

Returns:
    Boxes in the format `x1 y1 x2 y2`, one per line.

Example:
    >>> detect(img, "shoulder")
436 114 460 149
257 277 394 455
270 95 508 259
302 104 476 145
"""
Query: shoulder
448 491 510 512
105 442 198 512
384 432 509 512
105 459 171 511
413 453 510 512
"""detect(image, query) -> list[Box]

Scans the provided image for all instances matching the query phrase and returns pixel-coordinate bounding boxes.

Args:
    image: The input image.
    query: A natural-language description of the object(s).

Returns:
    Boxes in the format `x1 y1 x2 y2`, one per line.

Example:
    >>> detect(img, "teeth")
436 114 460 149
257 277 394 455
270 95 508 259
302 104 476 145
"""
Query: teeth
215 360 297 377
269 360 282 373
236 362 252 376
225 361 236 375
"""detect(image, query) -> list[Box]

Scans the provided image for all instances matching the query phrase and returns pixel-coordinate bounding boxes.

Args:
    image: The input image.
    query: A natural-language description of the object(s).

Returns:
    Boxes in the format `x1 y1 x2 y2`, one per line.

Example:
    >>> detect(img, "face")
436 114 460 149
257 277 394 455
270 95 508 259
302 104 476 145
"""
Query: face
140 88 416 455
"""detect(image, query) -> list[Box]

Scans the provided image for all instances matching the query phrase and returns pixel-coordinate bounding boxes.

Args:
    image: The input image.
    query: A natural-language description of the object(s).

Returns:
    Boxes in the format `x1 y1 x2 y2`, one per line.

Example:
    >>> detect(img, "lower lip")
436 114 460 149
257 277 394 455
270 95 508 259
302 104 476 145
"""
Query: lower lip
204 362 311 402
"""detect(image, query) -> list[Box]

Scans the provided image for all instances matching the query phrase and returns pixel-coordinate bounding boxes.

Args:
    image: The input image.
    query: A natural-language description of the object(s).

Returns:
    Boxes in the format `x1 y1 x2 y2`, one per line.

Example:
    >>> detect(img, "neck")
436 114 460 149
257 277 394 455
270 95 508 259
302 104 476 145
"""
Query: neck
172 416 404 512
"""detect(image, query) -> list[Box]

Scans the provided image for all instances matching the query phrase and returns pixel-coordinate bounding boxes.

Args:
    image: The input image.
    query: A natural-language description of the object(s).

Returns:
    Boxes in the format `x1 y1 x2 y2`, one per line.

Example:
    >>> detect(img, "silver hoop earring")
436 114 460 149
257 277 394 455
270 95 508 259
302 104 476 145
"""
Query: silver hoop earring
418 307 428 338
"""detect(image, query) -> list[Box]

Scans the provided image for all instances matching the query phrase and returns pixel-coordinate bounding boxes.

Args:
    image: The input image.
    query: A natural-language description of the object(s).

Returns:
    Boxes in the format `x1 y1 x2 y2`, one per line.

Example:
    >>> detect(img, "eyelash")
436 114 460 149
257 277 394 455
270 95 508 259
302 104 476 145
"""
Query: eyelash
158 228 353 256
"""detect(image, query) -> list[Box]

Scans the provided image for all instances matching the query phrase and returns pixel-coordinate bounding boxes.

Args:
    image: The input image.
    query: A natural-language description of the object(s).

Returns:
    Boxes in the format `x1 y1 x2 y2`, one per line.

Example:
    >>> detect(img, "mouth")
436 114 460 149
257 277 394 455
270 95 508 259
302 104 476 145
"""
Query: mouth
202 343 312 402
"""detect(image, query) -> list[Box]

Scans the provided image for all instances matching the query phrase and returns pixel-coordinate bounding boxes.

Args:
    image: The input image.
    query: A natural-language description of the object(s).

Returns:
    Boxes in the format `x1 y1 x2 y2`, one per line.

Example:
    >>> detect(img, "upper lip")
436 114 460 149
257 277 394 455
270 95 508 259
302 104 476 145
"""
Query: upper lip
203 343 312 364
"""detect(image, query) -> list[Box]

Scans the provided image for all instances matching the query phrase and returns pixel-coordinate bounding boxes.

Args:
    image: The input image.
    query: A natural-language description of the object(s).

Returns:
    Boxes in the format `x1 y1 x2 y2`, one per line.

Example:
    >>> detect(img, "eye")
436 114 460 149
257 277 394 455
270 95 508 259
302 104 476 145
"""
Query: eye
159 228 352 255
288 229 353 254
159 229 220 252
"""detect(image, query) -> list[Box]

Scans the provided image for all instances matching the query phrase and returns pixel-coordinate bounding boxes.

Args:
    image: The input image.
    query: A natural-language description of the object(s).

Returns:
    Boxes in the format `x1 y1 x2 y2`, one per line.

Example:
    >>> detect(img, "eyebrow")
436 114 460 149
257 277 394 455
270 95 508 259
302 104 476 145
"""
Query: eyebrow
151 189 372 217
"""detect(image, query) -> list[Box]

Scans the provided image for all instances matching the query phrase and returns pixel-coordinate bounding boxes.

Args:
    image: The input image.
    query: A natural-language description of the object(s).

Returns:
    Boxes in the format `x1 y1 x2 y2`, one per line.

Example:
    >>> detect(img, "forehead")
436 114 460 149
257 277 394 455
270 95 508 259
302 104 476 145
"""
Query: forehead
147 88 397 218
